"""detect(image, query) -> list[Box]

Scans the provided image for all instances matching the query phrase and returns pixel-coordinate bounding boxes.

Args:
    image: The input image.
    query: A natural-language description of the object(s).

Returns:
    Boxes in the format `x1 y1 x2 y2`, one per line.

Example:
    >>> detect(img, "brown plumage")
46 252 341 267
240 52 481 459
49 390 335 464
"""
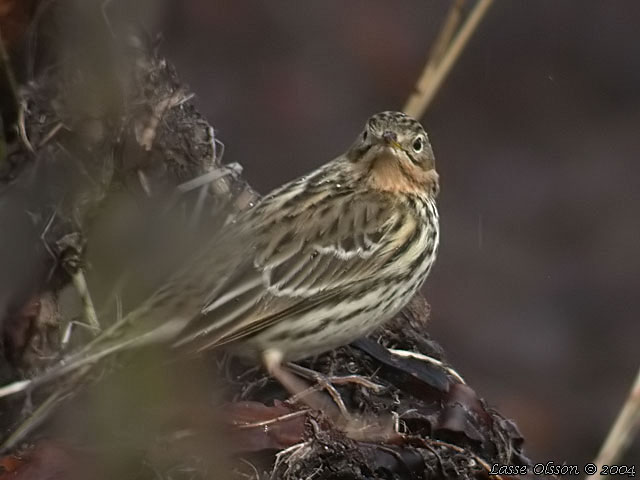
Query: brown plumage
0 111 440 397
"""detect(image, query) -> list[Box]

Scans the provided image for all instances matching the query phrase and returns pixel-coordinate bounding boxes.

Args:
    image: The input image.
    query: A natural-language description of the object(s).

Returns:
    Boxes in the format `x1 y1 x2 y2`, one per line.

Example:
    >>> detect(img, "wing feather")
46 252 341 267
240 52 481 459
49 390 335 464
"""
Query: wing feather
175 190 404 350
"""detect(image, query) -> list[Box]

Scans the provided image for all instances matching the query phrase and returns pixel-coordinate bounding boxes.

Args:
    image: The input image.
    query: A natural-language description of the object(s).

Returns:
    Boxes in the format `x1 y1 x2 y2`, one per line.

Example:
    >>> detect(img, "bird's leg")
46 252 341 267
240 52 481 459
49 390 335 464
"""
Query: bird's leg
285 366 351 419
262 349 343 419
262 350 397 442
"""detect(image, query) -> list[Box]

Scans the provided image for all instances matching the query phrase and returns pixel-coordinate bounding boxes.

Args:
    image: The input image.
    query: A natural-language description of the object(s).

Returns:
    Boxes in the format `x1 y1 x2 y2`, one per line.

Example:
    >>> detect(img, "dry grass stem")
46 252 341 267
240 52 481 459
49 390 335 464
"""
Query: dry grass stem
177 163 243 193
404 0 494 119
17 101 35 153
235 409 310 429
71 270 101 332
586 366 640 478
0 368 89 452
427 0 466 68
38 122 65 147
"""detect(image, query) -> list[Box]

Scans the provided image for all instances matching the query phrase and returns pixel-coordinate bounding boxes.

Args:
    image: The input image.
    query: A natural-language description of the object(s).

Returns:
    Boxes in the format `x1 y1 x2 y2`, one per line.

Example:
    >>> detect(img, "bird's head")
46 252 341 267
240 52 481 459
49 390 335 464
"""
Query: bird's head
347 111 439 198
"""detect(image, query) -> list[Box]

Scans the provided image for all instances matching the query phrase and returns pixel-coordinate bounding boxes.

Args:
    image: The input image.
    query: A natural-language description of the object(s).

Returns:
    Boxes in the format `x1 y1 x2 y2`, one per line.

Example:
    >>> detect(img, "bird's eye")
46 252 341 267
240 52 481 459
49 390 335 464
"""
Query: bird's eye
362 130 368 141
412 137 424 152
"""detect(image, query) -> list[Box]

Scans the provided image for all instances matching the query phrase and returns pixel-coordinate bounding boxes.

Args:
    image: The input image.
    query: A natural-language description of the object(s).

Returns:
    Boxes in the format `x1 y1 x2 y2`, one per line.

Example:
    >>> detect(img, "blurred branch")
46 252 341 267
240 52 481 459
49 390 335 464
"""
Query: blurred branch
0 26 20 107
586 366 640 477
403 0 494 119
0 374 78 451
424 0 466 73
0 25 19 165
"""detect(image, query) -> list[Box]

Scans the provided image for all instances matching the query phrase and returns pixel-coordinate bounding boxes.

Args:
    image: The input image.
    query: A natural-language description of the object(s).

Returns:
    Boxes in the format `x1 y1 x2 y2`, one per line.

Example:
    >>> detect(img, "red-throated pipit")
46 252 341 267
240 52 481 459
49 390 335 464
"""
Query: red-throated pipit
1 111 440 435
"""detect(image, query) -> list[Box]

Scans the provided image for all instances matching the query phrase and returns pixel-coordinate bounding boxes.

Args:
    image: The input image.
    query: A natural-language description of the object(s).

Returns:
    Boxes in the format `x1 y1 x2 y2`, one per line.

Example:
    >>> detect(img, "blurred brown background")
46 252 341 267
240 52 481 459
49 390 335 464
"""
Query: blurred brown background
158 1 639 464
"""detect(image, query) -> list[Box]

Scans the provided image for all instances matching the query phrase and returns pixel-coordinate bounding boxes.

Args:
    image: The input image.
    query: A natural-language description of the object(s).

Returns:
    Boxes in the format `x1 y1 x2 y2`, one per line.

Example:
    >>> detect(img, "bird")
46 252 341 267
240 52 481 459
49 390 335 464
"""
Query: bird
0 111 440 408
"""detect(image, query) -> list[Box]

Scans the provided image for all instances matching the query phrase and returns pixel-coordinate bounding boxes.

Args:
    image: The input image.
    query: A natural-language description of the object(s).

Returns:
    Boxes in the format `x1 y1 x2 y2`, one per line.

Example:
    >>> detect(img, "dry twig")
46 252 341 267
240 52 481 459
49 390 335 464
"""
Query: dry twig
586 366 640 478
70 270 101 332
404 0 494 119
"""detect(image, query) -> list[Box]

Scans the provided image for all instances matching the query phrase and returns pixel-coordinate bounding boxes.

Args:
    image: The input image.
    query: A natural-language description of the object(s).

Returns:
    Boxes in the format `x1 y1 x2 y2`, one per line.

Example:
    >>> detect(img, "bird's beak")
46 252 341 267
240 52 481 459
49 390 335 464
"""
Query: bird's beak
381 131 403 151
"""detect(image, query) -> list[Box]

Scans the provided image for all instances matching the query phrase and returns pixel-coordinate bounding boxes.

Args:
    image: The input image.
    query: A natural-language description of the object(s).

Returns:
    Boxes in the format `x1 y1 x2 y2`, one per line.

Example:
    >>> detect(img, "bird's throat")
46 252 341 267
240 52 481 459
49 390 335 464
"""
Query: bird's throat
367 152 433 195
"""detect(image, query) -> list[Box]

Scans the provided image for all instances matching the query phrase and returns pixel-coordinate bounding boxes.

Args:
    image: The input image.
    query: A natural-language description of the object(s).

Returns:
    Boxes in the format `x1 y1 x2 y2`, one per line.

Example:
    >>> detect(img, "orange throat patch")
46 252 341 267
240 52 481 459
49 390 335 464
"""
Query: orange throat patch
366 153 438 196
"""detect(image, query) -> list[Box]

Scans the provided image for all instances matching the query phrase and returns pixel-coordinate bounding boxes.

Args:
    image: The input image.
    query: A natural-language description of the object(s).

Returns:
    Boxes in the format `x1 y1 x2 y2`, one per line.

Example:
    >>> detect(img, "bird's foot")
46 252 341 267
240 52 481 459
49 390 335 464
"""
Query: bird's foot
285 362 385 418
287 362 385 392
262 350 396 442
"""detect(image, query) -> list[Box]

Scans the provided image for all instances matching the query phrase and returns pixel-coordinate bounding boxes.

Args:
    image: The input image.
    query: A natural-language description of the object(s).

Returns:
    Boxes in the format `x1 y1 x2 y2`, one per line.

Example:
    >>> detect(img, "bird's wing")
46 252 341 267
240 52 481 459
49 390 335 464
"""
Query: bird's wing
175 192 412 350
